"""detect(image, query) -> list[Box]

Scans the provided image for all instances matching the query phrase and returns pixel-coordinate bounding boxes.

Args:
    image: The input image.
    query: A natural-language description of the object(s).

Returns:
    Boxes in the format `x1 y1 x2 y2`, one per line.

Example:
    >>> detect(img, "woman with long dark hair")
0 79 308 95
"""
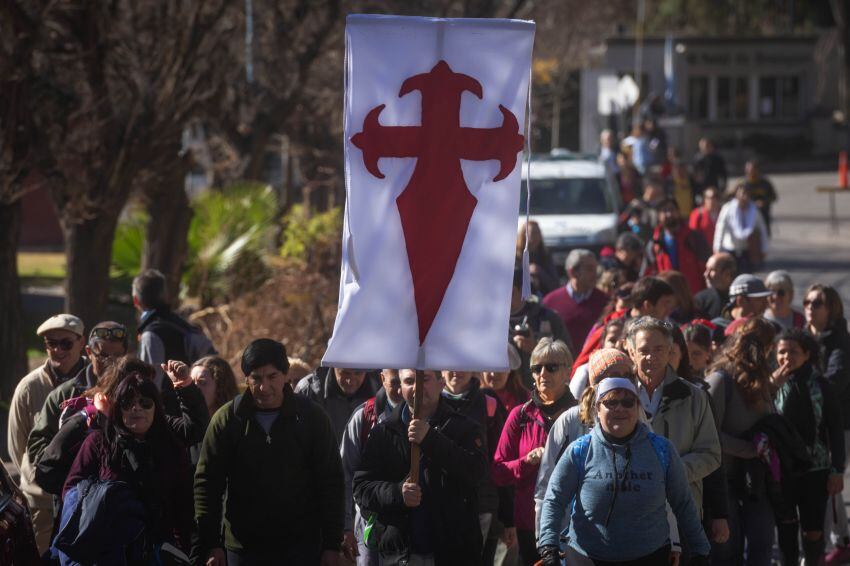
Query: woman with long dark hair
773 329 845 566
705 318 777 566
63 365 194 561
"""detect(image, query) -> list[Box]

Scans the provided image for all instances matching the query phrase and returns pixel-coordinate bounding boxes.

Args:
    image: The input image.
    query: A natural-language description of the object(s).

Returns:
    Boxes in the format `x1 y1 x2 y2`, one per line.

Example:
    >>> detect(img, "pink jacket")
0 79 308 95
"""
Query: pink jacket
492 401 551 531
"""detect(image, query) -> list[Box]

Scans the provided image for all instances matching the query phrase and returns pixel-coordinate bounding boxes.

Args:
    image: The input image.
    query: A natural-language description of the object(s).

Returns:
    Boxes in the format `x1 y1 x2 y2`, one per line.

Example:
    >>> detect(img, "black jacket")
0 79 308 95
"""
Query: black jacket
817 318 850 429
194 386 344 556
34 382 208 497
440 379 514 525
353 400 486 565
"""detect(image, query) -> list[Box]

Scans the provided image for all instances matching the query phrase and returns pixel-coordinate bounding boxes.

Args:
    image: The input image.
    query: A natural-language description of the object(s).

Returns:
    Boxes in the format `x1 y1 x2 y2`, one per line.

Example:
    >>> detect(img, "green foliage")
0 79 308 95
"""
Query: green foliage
111 211 147 277
280 204 342 271
184 183 277 306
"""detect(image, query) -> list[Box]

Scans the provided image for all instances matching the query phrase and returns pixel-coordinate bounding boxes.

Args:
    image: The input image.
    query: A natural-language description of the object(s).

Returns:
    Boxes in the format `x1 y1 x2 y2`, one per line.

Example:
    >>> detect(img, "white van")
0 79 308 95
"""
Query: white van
519 150 621 271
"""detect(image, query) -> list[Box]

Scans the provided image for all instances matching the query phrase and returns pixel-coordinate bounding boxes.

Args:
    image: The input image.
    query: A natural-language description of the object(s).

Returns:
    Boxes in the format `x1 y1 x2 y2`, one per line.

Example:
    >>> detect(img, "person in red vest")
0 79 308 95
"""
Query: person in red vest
688 186 722 246
542 249 609 353
646 198 711 294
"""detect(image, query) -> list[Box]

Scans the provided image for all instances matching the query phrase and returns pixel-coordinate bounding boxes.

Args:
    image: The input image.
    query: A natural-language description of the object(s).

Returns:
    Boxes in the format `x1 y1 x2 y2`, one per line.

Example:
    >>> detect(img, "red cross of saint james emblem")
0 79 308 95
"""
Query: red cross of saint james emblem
351 60 525 345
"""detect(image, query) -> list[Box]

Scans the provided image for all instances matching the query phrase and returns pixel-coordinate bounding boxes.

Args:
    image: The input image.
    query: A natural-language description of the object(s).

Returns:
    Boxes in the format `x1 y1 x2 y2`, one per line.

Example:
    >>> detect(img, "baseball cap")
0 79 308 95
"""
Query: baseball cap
729 274 772 298
37 314 84 337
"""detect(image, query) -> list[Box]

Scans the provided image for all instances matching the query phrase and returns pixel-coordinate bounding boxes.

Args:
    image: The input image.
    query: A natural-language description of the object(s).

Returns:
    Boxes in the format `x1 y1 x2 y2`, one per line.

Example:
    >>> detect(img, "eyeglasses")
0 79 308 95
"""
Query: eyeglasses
45 338 77 351
771 289 786 298
91 350 118 364
803 299 825 309
531 363 564 374
120 397 155 411
90 327 127 341
600 397 637 410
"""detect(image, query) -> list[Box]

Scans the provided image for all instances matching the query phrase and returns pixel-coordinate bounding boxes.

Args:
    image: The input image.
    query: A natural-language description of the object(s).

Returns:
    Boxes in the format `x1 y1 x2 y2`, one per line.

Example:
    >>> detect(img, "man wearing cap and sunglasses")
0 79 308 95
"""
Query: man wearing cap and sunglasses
27 322 129 471
7 313 85 554
711 273 773 339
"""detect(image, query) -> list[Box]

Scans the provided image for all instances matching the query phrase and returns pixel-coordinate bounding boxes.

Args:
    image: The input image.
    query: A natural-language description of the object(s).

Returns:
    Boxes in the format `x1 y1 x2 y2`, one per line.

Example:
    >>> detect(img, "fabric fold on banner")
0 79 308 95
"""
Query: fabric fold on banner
323 14 535 371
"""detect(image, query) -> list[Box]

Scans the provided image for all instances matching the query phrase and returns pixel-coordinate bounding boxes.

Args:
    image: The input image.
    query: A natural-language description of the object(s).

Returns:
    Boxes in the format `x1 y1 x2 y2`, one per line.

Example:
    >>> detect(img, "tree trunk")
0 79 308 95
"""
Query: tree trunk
63 214 120 330
142 181 193 308
0 200 27 401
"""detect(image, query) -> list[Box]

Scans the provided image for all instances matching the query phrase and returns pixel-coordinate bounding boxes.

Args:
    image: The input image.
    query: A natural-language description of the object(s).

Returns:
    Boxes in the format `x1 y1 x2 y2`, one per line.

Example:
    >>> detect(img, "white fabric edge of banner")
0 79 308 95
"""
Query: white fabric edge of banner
521 54 534 301
346 13 535 30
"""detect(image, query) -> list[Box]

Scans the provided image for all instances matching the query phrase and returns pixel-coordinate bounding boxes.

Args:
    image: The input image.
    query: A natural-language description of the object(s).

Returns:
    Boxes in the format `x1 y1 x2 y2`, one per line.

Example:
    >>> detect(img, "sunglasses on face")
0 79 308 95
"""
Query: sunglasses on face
90 327 127 341
531 363 563 374
771 289 786 298
600 397 637 410
45 338 77 351
803 299 825 309
120 397 155 411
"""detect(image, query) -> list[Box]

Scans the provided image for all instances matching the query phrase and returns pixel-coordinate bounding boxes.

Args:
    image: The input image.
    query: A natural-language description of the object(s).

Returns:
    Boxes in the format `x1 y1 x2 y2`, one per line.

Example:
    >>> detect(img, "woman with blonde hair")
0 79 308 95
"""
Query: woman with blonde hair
493 338 576 565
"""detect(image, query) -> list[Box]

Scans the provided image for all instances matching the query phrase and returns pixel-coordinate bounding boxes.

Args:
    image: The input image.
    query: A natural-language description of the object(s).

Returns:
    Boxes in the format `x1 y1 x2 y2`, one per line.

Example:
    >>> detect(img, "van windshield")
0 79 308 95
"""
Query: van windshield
519 178 614 215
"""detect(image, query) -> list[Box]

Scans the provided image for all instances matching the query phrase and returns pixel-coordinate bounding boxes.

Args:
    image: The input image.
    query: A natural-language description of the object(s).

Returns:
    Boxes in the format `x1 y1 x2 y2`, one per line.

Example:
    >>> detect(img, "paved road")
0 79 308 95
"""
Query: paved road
755 171 850 305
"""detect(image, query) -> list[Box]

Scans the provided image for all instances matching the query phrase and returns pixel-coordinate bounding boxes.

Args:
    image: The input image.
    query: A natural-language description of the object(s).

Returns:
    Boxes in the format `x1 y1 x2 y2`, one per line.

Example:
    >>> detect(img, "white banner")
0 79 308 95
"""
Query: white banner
322 14 535 371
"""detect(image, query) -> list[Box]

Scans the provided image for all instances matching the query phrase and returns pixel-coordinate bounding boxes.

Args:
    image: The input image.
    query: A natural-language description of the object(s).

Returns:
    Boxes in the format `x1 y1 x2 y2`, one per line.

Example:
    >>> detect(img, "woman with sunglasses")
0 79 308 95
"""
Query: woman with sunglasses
803 284 850 560
62 366 194 561
534 350 634 535
493 338 577 566
764 270 804 330
538 378 711 566
705 318 777 566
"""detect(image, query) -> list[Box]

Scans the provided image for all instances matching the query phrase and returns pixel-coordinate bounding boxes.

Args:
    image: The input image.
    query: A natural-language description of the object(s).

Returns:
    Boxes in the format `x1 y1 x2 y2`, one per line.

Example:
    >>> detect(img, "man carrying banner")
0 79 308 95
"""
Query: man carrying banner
353 369 486 565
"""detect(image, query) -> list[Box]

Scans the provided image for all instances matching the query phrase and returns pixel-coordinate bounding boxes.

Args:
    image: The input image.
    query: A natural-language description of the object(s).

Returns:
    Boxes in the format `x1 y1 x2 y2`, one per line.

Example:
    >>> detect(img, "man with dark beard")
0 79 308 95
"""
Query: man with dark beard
645 198 711 294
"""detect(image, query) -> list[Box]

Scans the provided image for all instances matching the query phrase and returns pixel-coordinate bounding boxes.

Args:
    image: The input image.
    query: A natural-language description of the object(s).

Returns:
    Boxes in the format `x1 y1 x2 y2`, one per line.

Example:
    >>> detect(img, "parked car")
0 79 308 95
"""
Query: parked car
519 149 621 271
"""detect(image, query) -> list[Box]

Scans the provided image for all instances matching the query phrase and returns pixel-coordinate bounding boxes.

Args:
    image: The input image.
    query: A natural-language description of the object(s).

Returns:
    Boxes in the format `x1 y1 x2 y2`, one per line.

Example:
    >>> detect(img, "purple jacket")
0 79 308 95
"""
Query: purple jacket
492 401 551 531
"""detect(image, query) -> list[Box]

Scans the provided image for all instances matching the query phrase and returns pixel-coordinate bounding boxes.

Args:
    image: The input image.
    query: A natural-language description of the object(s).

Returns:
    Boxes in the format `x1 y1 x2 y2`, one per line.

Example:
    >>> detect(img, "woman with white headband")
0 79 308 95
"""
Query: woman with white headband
537 378 710 566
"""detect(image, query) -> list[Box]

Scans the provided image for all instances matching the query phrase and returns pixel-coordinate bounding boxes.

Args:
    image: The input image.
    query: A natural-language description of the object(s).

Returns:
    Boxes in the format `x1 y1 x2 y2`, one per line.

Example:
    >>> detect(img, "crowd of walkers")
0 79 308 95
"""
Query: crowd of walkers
3 149 849 566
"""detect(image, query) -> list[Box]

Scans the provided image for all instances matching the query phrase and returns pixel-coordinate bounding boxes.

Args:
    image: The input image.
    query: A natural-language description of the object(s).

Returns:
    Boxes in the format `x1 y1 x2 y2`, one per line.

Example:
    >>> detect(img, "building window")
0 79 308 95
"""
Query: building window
688 76 709 119
780 76 800 118
717 76 749 120
759 76 800 119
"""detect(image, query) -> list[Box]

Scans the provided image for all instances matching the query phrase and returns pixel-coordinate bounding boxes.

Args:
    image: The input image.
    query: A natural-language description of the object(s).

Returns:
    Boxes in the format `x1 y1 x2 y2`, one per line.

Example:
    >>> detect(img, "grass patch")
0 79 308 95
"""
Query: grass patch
18 252 66 279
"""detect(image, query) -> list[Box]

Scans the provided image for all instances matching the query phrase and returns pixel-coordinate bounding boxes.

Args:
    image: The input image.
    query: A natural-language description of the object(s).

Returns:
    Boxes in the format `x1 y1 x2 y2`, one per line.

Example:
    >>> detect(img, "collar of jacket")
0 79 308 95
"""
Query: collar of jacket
72 363 98 392
389 398 457 430
656 367 692 414
236 384 296 419
322 367 378 401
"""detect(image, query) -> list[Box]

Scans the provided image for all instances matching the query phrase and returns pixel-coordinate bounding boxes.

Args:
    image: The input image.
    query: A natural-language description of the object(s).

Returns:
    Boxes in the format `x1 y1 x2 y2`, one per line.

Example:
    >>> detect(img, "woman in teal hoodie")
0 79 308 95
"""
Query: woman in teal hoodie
538 378 710 565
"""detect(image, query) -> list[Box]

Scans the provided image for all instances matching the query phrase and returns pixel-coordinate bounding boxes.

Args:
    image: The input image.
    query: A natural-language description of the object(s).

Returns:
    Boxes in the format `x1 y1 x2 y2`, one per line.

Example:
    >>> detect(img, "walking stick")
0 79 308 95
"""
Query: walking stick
409 370 424 485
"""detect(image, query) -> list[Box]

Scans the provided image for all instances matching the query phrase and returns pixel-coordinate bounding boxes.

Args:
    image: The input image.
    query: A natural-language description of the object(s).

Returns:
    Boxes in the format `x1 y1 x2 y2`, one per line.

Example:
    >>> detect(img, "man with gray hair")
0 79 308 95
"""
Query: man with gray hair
625 316 721 515
543 249 609 351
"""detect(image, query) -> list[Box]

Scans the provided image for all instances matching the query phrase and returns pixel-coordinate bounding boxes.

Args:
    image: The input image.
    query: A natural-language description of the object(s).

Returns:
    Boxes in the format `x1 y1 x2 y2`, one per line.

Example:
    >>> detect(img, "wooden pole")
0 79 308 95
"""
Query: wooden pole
409 369 424 484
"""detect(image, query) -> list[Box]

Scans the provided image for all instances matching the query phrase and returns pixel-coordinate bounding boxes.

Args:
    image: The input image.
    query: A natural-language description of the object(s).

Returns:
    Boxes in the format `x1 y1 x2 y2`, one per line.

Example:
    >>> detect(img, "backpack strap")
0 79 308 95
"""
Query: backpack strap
570 434 593 484
517 400 533 429
228 393 312 461
359 397 377 449
646 431 671 473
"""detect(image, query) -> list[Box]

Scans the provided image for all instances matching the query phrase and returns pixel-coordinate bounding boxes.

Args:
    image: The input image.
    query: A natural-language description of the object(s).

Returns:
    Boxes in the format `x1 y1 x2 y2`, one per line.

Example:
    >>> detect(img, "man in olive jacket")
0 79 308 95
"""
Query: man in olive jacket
194 339 344 566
